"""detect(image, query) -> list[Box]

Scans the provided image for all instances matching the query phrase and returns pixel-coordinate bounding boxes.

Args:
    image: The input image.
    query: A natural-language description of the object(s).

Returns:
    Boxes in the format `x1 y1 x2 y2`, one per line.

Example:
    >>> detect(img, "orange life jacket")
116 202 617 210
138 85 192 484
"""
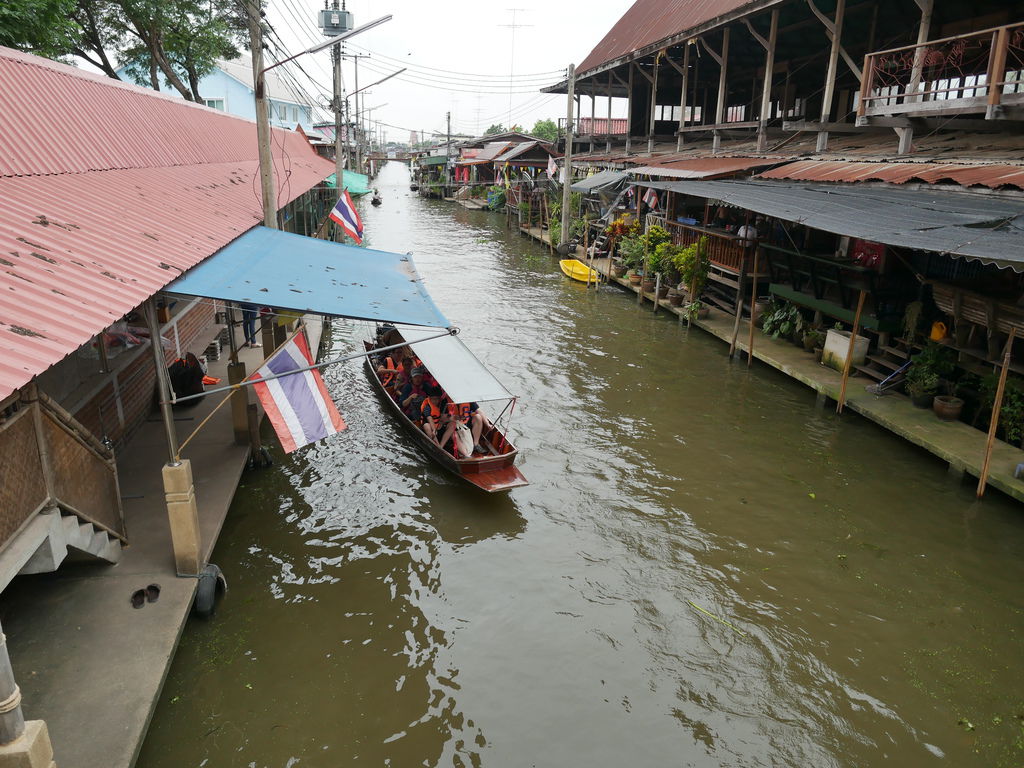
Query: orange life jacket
380 357 397 385
453 402 472 421
421 398 442 423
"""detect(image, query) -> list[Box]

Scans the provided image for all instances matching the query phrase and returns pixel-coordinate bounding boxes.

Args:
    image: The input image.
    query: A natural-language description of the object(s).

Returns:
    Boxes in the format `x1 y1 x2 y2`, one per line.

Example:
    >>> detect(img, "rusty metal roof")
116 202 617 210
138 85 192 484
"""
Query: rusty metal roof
577 0 761 76
631 156 777 178
0 47 334 402
756 160 1024 190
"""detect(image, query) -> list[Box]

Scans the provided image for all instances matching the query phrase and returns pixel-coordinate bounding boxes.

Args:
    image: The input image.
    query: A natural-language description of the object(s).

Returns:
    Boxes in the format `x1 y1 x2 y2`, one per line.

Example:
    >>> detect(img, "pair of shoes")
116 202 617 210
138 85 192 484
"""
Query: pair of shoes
130 584 161 609
250 342 261 348
473 444 486 454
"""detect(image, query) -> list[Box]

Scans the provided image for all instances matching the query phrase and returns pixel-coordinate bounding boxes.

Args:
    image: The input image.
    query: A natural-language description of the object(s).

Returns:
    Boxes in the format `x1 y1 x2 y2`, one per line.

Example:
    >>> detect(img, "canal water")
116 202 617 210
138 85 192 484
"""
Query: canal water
138 163 1024 767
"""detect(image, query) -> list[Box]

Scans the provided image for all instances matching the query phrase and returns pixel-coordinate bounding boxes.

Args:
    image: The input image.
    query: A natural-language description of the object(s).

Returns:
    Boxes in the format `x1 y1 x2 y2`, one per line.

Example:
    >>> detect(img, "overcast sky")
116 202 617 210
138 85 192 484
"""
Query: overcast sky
263 0 634 143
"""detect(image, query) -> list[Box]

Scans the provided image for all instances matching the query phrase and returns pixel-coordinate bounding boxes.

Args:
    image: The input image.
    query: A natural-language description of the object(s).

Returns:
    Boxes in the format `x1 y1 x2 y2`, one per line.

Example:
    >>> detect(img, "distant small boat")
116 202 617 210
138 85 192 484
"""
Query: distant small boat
371 194 383 206
559 258 598 283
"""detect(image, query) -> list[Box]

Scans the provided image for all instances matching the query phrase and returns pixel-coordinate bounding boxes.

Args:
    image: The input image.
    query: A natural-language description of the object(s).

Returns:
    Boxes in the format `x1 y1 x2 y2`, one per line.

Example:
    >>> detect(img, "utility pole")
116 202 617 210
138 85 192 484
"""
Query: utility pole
331 2 346 183
559 63 575 252
246 0 277 228
499 9 533 128
446 110 452 192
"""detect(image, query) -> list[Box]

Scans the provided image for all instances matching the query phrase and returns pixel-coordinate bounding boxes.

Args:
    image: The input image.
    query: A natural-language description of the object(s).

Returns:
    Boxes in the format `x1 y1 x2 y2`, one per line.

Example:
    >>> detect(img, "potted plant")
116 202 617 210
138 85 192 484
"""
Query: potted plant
618 234 644 284
905 362 939 408
761 300 804 342
667 288 685 306
802 328 824 353
933 393 964 421
673 237 710 313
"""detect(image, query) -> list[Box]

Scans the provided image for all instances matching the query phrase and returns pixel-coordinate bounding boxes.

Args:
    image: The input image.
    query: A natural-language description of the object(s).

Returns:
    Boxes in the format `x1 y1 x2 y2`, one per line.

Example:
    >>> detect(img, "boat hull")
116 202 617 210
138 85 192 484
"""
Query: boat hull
363 343 528 492
559 258 598 283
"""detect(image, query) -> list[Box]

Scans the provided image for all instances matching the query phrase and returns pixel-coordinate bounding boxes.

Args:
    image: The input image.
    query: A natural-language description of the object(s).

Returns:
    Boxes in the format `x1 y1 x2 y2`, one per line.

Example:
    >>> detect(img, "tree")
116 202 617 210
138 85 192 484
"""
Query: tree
0 0 243 100
530 118 558 143
484 123 504 135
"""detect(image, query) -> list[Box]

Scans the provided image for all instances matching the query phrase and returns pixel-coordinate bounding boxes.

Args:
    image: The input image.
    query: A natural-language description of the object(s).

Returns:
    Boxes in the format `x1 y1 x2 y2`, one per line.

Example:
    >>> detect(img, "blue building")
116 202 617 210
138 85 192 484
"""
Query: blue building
116 57 316 131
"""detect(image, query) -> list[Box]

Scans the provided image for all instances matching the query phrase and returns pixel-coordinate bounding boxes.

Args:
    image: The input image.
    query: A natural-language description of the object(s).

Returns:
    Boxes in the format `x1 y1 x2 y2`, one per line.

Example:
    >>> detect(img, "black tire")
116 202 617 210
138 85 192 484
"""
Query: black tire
193 563 227 618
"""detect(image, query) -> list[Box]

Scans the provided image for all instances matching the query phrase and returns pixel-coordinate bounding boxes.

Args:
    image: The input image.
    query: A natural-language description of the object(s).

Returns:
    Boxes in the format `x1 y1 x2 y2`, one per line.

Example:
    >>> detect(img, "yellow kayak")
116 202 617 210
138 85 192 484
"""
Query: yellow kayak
559 258 598 283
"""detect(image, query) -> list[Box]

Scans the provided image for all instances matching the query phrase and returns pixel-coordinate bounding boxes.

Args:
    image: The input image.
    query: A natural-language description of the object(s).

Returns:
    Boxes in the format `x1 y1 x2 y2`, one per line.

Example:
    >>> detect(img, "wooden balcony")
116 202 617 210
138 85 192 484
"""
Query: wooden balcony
652 217 749 274
858 21 1024 121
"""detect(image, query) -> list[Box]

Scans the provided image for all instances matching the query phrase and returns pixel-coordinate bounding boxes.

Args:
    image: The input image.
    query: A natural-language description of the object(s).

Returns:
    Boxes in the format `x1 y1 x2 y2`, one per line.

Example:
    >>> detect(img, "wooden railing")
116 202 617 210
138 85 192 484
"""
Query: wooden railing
650 217 748 273
0 390 125 551
559 117 629 136
859 21 1024 119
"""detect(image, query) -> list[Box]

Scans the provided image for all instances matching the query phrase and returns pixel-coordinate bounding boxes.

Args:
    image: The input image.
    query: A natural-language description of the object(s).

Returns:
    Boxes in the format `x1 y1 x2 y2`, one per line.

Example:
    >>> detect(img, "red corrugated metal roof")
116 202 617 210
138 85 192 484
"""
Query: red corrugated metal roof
632 156 777 178
756 160 1024 189
0 48 334 401
577 0 758 75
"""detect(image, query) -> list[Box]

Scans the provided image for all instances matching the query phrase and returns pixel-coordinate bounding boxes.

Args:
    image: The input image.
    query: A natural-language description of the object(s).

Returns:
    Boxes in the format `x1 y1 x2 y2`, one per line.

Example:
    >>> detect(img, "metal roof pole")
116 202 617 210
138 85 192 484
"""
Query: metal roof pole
144 299 179 465
590 90 596 152
816 0 846 153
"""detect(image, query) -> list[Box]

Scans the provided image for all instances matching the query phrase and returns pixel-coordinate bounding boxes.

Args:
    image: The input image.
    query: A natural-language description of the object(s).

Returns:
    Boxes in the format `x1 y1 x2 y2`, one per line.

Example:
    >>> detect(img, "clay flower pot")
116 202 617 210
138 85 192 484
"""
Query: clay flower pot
611 262 628 278
667 290 684 307
933 395 964 421
641 278 656 293
628 273 642 286
655 284 670 299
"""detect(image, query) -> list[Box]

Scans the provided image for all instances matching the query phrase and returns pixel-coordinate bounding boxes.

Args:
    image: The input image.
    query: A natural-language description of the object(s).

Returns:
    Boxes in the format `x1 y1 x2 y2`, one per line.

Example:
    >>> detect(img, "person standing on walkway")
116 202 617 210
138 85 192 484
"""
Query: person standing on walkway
239 302 261 348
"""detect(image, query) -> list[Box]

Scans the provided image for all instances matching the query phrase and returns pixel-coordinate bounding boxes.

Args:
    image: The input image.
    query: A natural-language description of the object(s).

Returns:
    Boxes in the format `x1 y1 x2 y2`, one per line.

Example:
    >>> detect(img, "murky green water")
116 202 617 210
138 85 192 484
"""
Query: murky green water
137 163 1024 767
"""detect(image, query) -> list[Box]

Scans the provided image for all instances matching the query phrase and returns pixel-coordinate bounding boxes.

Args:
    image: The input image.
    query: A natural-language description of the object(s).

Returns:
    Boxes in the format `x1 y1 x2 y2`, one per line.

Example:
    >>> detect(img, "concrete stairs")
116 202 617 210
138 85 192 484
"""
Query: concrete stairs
0 508 122 592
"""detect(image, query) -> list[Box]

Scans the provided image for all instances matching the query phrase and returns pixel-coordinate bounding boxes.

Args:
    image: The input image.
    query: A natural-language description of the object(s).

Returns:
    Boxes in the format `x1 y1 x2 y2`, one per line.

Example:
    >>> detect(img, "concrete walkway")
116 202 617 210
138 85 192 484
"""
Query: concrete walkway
0 317 326 768
585 257 1024 504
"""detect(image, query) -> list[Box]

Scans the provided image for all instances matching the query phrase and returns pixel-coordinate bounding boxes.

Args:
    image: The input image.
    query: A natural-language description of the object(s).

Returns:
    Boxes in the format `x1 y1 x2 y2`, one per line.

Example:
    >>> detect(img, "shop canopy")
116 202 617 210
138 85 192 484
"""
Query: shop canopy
396 325 514 403
166 226 450 327
639 179 1024 270
571 169 628 193
325 170 371 196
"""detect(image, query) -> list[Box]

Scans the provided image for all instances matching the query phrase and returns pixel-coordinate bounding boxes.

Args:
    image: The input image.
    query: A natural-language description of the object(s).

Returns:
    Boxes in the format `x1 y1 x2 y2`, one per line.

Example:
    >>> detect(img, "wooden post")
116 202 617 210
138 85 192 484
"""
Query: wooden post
747 248 759 367
836 289 867 414
713 28 730 154
730 252 748 357
606 71 614 153
986 25 1010 118
977 328 1016 498
560 63 576 251
625 63 633 153
676 42 691 151
653 272 661 315
648 51 661 154
756 9 779 152
816 0 846 152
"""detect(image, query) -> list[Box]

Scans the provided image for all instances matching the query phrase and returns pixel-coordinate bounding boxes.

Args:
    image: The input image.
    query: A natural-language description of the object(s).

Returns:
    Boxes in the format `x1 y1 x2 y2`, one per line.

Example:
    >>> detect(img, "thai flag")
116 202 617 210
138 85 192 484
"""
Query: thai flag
642 187 659 209
329 188 364 244
248 332 346 453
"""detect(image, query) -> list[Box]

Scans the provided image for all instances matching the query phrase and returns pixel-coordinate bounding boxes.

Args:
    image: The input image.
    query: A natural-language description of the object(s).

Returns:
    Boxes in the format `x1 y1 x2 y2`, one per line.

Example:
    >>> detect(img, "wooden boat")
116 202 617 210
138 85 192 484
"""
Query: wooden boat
371 194 383 206
362 334 528 492
559 258 598 283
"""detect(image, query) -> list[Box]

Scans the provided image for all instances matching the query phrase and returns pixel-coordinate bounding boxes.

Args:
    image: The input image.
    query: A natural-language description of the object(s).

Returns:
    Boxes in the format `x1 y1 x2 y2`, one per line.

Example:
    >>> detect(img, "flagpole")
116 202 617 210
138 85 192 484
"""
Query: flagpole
165 328 456 405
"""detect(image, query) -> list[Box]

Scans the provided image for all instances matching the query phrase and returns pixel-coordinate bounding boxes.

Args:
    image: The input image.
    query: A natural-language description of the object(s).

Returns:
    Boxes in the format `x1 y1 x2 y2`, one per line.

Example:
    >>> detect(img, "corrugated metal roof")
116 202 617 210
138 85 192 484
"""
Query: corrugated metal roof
631 157 777 179
0 47 334 401
756 160 1024 190
577 0 760 76
639 179 1024 269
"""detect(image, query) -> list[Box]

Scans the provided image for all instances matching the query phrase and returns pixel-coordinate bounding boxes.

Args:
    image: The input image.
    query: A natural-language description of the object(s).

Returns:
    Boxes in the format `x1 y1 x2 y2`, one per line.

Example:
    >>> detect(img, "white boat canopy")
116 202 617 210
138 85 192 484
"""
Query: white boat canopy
397 325 514 404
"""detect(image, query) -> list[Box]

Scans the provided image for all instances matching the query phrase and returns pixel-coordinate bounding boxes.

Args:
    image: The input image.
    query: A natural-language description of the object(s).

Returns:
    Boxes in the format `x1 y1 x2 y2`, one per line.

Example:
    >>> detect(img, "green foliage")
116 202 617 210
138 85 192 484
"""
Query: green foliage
530 118 558 142
484 123 505 135
761 300 805 340
905 363 940 399
980 374 1024 444
912 341 957 379
549 219 561 245
486 186 506 210
0 0 78 59
673 237 710 298
618 234 645 271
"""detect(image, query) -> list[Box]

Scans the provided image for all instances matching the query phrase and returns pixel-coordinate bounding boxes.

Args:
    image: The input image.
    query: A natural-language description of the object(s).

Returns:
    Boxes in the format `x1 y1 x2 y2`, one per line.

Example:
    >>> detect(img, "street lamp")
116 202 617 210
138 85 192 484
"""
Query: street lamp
248 12 393 229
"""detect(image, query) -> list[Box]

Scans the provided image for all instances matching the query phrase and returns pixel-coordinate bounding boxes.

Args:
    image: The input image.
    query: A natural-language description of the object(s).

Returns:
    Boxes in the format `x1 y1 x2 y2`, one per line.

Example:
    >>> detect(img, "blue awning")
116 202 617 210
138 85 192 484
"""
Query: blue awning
165 226 450 327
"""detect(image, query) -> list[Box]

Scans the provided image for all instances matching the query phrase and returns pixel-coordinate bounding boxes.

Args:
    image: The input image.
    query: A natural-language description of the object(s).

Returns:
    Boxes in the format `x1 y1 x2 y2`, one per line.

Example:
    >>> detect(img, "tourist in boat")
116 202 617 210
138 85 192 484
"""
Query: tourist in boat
420 386 452 445
399 367 428 421
443 400 493 455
